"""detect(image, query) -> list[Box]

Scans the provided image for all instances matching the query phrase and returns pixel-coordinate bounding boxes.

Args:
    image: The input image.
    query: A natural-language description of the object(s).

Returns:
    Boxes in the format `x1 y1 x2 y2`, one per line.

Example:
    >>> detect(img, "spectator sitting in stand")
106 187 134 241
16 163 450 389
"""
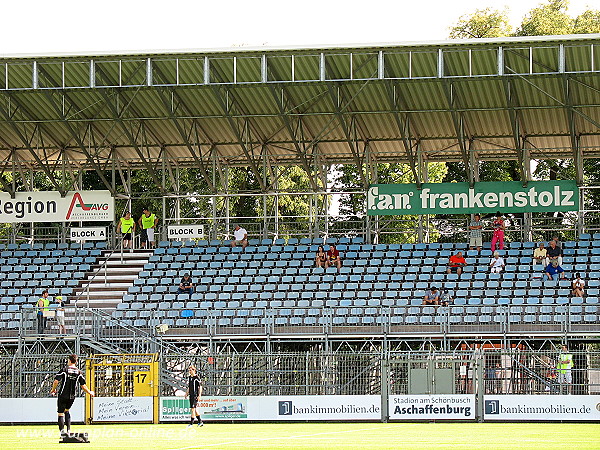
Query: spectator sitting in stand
545 240 563 267
230 225 248 248
447 251 467 276
552 235 562 248
439 288 453 307
326 244 342 270
489 251 505 274
532 242 547 270
571 273 585 297
315 245 328 268
177 273 195 294
423 287 440 306
545 261 565 282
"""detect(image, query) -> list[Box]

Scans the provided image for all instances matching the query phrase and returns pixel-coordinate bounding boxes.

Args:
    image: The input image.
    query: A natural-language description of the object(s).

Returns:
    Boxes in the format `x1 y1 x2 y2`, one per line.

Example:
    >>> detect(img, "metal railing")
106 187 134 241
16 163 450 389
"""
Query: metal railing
17 304 593 339
1 348 597 398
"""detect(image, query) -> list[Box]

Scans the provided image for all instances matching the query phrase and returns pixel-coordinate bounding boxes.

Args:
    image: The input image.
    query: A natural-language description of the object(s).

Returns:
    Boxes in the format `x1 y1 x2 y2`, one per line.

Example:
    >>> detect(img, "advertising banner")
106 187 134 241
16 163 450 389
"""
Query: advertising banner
484 395 600 421
69 227 107 241
160 395 380 421
0 398 84 423
0 191 114 223
389 395 476 420
367 181 579 215
161 396 247 421
93 397 153 422
167 225 205 240
264 395 380 421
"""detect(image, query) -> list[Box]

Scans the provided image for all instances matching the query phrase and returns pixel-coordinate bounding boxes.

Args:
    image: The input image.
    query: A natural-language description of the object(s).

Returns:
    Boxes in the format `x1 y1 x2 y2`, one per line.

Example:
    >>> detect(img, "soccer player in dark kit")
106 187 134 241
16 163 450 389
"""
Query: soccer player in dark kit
49 354 95 436
185 365 204 427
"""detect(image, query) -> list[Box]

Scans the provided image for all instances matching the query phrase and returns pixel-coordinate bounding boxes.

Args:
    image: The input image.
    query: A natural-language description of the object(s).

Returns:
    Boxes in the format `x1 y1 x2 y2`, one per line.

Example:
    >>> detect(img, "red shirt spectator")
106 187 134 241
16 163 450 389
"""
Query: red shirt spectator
449 253 466 267
326 244 342 269
447 251 466 276
327 246 339 260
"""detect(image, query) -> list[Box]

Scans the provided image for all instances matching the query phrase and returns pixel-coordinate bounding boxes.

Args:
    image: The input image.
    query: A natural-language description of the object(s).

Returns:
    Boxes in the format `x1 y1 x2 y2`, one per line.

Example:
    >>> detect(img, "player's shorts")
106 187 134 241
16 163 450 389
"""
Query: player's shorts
57 397 75 413
56 315 65 326
123 232 132 240
140 229 148 243
189 396 198 409
557 371 572 384
469 237 483 248
146 228 155 242
449 266 460 273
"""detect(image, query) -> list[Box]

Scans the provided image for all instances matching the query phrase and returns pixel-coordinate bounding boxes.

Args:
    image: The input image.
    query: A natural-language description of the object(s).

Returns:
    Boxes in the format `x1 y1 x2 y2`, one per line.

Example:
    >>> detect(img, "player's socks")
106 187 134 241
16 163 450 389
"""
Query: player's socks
190 417 195 425
58 416 64 432
65 411 71 432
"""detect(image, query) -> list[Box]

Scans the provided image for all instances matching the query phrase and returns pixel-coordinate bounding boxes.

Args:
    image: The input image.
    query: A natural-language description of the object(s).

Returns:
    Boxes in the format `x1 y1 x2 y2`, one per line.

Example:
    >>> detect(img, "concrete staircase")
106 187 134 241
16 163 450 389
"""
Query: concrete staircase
71 249 153 309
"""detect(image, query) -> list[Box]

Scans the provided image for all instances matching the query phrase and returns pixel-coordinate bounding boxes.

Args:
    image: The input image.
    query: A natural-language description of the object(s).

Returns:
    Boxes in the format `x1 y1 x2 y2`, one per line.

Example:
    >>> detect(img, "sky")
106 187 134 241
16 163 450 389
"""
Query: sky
0 0 596 55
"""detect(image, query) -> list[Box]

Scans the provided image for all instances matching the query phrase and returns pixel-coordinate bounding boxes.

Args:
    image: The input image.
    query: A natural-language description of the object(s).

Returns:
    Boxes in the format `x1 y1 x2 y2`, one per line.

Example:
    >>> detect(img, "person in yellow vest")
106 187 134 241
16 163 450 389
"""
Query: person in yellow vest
138 207 159 249
557 344 573 394
36 290 50 334
118 211 136 250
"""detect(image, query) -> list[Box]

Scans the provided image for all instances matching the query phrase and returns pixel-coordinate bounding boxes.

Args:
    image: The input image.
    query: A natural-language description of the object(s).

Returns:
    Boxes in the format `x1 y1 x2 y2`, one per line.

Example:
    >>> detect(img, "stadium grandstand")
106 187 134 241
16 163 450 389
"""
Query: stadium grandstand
0 34 599 426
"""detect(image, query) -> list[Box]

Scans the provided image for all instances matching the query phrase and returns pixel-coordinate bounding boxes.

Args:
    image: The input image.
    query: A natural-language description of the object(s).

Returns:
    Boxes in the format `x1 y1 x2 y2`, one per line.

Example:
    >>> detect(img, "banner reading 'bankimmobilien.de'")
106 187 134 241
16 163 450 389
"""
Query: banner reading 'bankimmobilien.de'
367 181 579 216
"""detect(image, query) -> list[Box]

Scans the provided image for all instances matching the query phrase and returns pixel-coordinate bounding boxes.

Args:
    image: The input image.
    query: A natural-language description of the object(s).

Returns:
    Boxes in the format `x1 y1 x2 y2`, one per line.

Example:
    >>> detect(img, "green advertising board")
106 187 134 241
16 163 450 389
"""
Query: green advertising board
367 181 579 216
160 396 248 421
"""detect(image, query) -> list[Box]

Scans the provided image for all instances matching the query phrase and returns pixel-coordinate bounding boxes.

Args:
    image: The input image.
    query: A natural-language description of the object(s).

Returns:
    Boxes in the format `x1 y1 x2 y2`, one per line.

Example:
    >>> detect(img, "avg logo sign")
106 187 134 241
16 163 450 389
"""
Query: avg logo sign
0 190 114 223
66 192 111 220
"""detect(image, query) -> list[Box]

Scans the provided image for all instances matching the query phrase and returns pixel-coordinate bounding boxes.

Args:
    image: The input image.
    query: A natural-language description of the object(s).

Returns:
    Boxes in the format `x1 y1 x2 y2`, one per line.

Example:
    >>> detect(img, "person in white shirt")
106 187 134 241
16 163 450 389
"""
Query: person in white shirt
489 251 505 273
231 225 248 248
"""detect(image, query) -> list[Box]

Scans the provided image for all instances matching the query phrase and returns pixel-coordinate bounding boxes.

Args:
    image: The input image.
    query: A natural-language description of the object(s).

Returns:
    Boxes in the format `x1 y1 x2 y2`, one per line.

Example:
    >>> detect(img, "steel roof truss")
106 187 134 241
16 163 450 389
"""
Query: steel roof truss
0 96 64 194
325 83 367 187
93 69 165 192
209 85 267 191
36 83 114 193
502 78 529 184
152 86 215 191
268 84 319 190
562 75 583 185
384 80 422 187
441 79 474 186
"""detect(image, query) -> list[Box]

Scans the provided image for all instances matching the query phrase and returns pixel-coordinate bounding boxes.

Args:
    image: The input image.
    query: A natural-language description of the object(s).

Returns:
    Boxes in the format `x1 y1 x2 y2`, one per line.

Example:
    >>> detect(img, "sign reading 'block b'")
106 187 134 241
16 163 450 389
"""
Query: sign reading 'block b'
367 180 579 216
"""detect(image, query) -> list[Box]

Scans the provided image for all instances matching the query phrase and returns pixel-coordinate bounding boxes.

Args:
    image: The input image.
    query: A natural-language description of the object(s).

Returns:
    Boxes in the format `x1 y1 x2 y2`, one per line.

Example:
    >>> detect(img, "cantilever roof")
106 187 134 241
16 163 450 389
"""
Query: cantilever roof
0 34 598 183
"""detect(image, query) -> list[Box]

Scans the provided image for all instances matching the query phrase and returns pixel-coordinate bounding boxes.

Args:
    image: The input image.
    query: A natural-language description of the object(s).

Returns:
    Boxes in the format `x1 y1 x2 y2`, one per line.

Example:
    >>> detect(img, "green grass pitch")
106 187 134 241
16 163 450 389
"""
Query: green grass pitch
1 422 599 449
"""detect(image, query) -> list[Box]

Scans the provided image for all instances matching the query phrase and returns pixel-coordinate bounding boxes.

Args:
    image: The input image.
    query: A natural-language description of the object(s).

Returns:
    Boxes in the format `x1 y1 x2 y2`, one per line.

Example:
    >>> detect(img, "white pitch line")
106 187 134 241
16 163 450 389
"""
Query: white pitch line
169 426 377 450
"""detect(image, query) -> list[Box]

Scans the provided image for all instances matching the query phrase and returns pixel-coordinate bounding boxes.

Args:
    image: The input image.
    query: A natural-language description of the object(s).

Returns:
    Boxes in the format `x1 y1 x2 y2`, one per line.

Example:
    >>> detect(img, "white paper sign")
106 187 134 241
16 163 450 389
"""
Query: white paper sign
70 227 107 241
484 395 600 420
168 225 204 239
389 395 476 420
93 397 153 422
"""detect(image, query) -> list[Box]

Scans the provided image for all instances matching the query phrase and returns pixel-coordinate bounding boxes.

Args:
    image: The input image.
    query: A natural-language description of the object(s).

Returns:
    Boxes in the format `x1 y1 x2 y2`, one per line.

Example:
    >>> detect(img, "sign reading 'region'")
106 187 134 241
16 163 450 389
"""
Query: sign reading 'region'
0 191 114 223
367 181 579 216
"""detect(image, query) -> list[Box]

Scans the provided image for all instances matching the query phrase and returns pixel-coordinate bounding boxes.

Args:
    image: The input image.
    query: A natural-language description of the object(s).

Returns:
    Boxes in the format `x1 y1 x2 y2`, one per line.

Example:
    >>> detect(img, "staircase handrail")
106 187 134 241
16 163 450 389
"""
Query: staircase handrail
78 232 134 309
76 307 187 356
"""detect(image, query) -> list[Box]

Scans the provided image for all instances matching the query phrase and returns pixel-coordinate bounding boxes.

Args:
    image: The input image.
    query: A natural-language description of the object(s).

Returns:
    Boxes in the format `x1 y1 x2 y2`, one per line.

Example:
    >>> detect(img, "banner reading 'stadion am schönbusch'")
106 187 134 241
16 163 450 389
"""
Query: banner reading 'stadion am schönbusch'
367 181 579 216
0 191 113 223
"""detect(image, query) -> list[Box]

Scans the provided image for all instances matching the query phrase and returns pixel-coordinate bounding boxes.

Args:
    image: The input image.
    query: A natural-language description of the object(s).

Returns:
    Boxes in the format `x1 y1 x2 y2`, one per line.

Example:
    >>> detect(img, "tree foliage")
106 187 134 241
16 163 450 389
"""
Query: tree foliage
516 0 573 36
449 7 512 39
450 0 600 38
